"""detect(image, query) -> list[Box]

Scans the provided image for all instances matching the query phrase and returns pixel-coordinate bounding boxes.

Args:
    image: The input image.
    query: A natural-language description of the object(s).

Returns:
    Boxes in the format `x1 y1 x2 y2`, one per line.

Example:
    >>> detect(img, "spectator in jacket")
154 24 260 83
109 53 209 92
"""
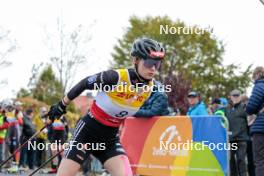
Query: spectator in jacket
134 81 169 117
210 98 228 128
211 98 224 115
34 107 48 168
226 89 249 176
19 108 36 170
246 66 264 176
186 91 208 116
48 115 68 174
241 95 255 176
0 102 9 171
3 99 20 171
14 101 23 126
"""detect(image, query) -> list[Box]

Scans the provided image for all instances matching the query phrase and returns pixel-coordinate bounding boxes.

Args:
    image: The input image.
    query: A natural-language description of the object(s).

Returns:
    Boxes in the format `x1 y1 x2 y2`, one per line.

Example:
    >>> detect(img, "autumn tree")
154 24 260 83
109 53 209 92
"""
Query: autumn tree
31 65 63 105
111 16 252 111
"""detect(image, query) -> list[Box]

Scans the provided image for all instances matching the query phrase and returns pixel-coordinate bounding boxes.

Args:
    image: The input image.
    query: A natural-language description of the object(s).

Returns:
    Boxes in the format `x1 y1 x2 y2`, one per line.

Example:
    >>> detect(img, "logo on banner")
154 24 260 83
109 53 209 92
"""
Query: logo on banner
153 125 188 156
159 125 181 143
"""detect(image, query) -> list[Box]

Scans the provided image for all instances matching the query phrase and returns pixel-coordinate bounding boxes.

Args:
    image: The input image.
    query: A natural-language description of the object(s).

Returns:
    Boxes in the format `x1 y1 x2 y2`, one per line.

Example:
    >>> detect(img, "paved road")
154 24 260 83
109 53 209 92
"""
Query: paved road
0 170 102 176
0 172 56 176
0 169 56 176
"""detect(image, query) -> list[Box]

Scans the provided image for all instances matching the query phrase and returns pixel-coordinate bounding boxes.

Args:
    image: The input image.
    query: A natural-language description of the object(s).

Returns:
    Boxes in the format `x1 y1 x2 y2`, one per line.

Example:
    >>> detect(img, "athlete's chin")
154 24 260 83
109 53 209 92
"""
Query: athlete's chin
143 75 154 80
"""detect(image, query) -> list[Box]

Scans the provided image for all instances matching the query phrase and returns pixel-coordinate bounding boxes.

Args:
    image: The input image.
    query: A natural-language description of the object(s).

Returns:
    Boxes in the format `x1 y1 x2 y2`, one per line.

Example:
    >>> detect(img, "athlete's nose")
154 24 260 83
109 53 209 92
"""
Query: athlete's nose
149 65 156 71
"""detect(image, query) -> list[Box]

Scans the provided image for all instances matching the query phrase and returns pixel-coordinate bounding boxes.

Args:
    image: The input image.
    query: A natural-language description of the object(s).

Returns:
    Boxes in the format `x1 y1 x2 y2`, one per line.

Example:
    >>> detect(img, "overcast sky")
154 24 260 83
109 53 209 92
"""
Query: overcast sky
0 0 264 99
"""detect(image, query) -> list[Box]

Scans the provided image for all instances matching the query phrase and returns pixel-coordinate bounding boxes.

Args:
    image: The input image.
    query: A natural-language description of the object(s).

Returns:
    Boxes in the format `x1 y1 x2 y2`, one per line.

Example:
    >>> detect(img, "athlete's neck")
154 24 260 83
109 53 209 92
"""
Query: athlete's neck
132 68 151 83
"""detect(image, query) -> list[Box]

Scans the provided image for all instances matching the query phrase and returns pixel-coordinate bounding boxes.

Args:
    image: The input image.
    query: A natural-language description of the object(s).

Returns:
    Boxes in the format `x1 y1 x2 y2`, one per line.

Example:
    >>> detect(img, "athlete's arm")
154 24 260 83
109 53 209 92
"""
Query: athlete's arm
62 70 119 105
48 70 119 121
134 92 169 118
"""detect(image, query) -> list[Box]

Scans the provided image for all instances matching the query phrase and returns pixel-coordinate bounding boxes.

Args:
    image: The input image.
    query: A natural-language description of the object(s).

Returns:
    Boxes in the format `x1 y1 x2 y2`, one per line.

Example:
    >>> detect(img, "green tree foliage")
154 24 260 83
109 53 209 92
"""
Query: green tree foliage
17 64 79 113
111 16 252 109
31 65 63 105
17 88 31 98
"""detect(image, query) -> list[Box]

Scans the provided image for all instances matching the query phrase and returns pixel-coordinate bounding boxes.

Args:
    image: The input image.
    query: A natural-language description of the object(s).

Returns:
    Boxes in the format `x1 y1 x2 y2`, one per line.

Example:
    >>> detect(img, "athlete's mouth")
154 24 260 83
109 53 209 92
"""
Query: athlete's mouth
148 73 154 76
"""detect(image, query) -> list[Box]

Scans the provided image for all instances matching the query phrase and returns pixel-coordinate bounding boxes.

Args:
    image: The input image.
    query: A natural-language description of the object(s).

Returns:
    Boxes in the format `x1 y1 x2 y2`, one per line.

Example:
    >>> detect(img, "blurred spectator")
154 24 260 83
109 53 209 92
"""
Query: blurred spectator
19 108 36 170
246 66 264 176
0 101 9 171
14 101 24 126
210 98 228 128
241 95 249 104
3 99 20 172
168 107 181 116
186 91 208 116
220 97 228 107
241 95 255 176
168 107 176 115
211 98 224 114
134 81 169 117
34 107 48 167
48 115 68 174
226 89 249 176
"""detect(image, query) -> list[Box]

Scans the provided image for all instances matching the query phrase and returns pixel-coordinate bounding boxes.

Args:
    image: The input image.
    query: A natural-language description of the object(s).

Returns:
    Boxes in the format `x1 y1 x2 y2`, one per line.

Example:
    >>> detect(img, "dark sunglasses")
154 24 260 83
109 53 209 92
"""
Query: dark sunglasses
231 94 240 97
143 59 161 69
187 95 198 98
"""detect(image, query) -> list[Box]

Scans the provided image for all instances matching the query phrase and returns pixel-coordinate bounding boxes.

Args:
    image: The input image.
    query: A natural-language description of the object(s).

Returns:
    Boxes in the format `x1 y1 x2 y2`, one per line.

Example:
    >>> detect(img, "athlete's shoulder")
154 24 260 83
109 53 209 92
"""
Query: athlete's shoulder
126 68 138 79
101 69 119 76
112 68 131 74
99 69 119 86
127 68 136 73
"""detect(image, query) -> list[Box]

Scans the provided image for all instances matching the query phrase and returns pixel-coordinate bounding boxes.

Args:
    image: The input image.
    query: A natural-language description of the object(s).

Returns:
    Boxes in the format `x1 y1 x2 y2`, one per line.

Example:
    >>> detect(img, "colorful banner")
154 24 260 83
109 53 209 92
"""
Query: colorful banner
120 116 228 176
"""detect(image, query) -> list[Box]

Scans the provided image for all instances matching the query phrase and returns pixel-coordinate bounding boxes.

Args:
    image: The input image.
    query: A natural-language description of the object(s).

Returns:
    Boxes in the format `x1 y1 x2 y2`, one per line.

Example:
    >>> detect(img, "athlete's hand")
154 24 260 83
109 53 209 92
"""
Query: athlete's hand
48 101 66 122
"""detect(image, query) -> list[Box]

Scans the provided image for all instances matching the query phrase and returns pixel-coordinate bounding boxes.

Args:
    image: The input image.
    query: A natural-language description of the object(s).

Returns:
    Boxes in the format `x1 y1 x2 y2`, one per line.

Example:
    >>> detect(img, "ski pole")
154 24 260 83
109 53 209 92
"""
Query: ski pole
28 148 64 176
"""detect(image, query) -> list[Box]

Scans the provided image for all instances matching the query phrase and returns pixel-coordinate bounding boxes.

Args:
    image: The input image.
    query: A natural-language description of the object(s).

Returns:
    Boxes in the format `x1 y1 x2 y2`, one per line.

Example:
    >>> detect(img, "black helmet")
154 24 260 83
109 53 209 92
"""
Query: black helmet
131 38 165 60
